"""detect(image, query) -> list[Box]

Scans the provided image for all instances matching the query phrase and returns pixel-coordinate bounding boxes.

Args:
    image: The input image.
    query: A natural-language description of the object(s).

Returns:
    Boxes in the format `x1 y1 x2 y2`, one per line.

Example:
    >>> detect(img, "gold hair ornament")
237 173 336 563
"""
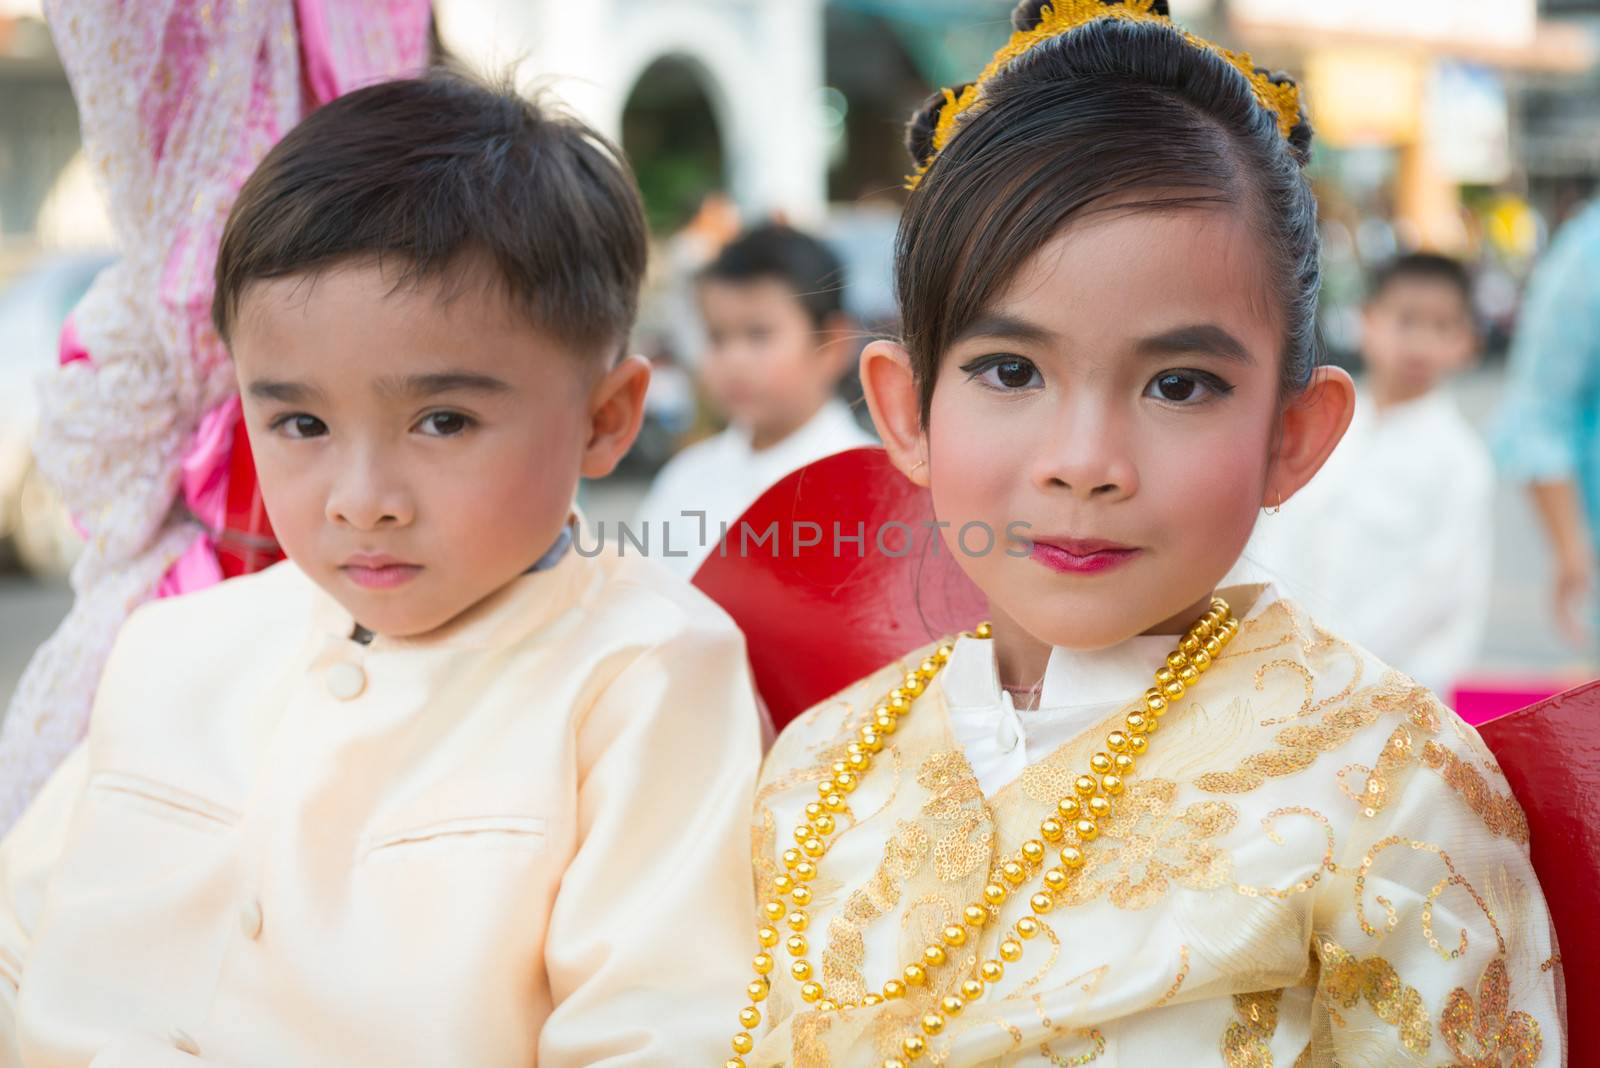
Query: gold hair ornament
906 0 1302 190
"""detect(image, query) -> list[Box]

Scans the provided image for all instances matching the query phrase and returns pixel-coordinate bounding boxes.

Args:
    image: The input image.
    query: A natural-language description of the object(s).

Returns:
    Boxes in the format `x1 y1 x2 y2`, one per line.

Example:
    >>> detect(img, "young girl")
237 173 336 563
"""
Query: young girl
724 2 1565 1064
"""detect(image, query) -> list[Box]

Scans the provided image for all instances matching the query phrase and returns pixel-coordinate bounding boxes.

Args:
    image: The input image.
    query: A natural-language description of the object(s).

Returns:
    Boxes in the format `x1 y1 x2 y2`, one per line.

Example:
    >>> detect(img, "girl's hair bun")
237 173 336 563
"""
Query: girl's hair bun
1256 67 1314 166
905 82 973 169
1012 0 1168 31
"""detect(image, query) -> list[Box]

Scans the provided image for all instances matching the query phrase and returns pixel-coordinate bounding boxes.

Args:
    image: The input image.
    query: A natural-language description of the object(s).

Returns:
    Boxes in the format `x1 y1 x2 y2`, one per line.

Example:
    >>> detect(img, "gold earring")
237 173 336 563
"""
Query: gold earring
910 457 928 475
1264 491 1282 516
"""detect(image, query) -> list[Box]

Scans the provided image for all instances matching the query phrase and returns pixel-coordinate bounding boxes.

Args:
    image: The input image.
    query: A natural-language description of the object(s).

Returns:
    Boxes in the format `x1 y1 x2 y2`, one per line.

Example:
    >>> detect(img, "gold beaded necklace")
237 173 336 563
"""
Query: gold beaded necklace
724 598 1239 1068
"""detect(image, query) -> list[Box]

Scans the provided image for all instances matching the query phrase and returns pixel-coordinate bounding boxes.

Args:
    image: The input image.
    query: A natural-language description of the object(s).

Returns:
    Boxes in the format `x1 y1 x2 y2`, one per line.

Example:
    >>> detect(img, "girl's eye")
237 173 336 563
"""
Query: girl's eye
963 355 1043 392
416 411 474 437
271 414 328 439
1144 370 1231 404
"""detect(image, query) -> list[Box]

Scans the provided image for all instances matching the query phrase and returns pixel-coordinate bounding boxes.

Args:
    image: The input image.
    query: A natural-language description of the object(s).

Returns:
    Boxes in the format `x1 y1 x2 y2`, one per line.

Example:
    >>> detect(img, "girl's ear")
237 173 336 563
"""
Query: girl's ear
580 354 651 480
860 339 930 487
1265 365 1356 507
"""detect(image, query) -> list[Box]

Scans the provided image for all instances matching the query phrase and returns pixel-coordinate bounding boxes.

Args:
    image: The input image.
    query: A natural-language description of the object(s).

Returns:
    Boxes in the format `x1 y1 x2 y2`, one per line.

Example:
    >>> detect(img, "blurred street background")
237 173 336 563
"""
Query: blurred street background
4 0 1600 709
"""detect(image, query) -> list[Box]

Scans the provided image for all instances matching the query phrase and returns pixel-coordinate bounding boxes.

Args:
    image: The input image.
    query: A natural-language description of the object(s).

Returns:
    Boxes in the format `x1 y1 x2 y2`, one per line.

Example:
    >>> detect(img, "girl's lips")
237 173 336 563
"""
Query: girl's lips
340 563 423 589
1029 539 1141 575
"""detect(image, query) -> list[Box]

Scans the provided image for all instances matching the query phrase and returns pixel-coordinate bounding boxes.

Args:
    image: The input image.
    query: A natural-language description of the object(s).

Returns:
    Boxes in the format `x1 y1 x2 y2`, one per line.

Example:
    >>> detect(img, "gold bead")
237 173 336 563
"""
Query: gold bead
802 837 825 857
846 751 870 772
793 861 817 882
884 1060 908 1068
961 978 984 1001
864 993 883 1006
920 1012 945 1035
1177 664 1199 685
1020 839 1045 864
999 939 1023 962
833 771 858 794
1089 752 1112 774
1163 680 1185 700
739 1005 761 1028
1203 636 1223 658
787 911 809 931
1144 714 1161 733
732 1033 754 1055
1180 634 1202 655
1029 892 1053 914
800 981 823 1002
1155 667 1176 685
786 935 807 956
975 622 993 639
1106 730 1129 752
904 963 928 986
753 952 774 974
804 802 823 821
1075 818 1099 841
918 657 940 679
1057 797 1081 819
983 883 1008 905
942 924 967 947
941 995 965 1015
1166 651 1188 669
1040 817 1065 842
757 926 778 947
883 979 908 999
859 728 884 752
1192 649 1212 671
791 960 812 981
763 900 786 921
964 904 988 926
1016 916 1041 938
1125 713 1148 735
748 978 770 1002
1043 867 1068 892
1114 753 1136 773
902 673 925 697
774 872 795 894
1001 861 1026 884
1193 617 1214 639
1060 845 1085 868
1074 775 1098 797
887 694 911 715
934 643 955 662
903 1034 927 1058
1128 734 1149 755
922 944 947 967
726 1059 746 1068
874 713 897 734
791 886 813 906
817 999 837 1012
782 848 802 869
1144 691 1167 714
793 825 813 844
980 959 1005 982
1101 773 1124 796
1086 793 1110 815
813 813 835 836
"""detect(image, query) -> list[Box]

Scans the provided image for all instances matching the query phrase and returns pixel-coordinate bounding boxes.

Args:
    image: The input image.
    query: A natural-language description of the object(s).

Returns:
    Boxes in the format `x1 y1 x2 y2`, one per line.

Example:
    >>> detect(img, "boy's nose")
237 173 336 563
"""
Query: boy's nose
326 457 415 531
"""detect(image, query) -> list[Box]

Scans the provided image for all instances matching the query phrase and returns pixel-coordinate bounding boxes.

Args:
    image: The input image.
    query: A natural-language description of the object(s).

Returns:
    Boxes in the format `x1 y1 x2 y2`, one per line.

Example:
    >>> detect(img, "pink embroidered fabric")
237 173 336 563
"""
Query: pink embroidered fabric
0 0 431 830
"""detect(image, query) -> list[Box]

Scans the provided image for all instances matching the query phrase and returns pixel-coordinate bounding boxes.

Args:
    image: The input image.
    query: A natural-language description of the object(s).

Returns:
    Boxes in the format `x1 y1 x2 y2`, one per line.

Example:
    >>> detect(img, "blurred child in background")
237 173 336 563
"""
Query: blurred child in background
1236 253 1492 695
635 223 874 577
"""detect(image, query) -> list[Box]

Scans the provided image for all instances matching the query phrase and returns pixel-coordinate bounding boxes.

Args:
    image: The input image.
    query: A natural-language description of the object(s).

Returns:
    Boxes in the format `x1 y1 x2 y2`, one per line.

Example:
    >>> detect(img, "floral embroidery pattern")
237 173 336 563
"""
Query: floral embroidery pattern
1422 742 1530 844
1060 779 1236 909
1317 944 1432 1054
1222 989 1283 1068
1440 957 1543 1067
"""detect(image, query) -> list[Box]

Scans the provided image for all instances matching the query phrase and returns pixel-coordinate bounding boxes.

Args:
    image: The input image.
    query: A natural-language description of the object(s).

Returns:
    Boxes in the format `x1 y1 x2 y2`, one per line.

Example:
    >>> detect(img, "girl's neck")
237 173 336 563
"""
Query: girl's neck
986 592 1219 696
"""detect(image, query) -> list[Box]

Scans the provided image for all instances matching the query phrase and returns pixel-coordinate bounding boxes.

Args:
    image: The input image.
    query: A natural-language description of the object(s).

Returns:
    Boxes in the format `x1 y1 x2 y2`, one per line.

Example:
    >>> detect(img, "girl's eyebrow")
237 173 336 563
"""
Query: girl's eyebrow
1135 324 1253 363
952 312 1057 347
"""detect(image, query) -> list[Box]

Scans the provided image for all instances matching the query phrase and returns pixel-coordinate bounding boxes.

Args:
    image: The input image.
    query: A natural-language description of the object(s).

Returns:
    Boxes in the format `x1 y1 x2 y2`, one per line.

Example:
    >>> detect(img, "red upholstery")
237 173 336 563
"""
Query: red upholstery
692 447 985 731
1478 681 1600 1056
216 418 284 578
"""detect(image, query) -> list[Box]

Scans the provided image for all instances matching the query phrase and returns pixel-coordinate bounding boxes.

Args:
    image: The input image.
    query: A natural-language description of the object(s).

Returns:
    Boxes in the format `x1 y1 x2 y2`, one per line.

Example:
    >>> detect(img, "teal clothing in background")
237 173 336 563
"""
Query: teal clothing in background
1495 200 1600 552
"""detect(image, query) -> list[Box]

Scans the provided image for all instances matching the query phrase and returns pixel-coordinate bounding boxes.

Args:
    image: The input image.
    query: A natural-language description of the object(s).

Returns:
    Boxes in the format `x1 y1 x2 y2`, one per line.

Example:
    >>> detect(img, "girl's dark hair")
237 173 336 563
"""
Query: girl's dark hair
898 0 1319 422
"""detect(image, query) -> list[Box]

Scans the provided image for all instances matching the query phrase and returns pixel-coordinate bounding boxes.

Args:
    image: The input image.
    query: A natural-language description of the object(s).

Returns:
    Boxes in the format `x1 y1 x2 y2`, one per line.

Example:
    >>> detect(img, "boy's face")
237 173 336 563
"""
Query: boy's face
232 261 637 638
696 277 846 445
1361 277 1476 402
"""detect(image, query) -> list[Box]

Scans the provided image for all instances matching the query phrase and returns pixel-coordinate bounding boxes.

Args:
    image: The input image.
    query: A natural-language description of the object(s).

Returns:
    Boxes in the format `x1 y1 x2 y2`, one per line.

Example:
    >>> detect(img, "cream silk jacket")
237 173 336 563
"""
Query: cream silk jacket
746 589 1564 1065
0 547 762 1067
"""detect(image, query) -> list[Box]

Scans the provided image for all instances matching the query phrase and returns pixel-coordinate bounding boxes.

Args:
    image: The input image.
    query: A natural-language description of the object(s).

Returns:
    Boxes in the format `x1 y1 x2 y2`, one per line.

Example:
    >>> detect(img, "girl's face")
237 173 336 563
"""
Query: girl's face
865 201 1351 651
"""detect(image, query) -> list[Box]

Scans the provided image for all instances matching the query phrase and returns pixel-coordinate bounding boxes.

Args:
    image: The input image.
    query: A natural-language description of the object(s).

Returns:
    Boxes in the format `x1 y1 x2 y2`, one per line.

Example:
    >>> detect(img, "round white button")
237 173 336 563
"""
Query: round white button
995 715 1021 754
169 1028 201 1056
324 662 366 701
239 900 263 940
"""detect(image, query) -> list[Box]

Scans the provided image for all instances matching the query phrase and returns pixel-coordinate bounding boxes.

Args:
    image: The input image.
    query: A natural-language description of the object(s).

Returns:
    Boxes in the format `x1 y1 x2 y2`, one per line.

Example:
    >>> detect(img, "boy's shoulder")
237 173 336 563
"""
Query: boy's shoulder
579 548 746 651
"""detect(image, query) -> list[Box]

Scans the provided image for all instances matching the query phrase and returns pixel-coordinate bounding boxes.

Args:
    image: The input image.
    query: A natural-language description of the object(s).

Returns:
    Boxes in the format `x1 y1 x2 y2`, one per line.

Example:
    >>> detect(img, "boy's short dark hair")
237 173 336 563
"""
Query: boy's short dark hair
699 223 846 328
1368 252 1474 311
213 71 647 359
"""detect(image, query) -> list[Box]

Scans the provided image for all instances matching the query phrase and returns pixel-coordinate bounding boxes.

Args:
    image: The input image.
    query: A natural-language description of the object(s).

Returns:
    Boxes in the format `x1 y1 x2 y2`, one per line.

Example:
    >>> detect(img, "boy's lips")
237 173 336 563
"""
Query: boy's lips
340 554 423 590
1028 537 1141 575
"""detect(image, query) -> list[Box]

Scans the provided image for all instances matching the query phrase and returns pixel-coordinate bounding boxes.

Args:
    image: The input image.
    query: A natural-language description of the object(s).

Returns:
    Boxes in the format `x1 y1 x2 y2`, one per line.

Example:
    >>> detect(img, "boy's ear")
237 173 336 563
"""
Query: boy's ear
580 354 651 479
1266 365 1355 507
859 339 930 487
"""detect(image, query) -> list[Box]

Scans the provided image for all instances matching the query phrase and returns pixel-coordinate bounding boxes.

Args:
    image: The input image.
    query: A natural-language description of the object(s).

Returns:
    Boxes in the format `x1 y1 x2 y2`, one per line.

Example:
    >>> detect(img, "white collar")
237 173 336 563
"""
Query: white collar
726 398 866 465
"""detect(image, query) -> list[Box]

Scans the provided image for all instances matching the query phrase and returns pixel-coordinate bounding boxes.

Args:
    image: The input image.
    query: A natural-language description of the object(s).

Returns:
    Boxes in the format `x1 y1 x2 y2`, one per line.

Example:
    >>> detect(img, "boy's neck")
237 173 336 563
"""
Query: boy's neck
747 402 828 452
1367 374 1437 413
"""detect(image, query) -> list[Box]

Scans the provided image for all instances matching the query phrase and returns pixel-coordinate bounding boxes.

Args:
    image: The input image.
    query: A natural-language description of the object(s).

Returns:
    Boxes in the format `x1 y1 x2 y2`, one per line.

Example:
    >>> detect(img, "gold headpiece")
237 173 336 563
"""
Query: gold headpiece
906 0 1303 190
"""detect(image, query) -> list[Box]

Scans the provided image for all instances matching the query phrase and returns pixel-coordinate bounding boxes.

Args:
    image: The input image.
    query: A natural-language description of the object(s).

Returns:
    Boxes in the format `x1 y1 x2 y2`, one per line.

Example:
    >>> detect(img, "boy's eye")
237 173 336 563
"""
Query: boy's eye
271 414 328 439
1144 370 1231 404
416 411 473 437
962 354 1043 392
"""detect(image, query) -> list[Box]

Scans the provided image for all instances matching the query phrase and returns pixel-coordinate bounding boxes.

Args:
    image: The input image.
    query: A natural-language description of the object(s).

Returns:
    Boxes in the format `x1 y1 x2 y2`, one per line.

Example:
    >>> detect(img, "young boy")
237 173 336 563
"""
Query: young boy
1236 252 1493 695
0 74 762 1066
635 224 875 578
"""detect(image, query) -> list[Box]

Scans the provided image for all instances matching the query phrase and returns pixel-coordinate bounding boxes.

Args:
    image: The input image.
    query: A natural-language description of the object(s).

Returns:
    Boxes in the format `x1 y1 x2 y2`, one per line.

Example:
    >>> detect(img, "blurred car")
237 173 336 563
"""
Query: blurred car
0 252 114 579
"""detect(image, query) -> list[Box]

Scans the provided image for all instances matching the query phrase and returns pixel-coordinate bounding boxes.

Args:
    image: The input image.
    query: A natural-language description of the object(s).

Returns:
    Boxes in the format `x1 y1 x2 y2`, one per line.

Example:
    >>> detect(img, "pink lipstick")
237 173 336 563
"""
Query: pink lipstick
1029 537 1141 575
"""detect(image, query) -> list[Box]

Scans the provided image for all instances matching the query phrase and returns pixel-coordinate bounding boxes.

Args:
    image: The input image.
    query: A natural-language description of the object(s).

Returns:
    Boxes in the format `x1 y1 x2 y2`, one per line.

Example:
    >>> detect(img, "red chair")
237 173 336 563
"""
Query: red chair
694 447 1597 1052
